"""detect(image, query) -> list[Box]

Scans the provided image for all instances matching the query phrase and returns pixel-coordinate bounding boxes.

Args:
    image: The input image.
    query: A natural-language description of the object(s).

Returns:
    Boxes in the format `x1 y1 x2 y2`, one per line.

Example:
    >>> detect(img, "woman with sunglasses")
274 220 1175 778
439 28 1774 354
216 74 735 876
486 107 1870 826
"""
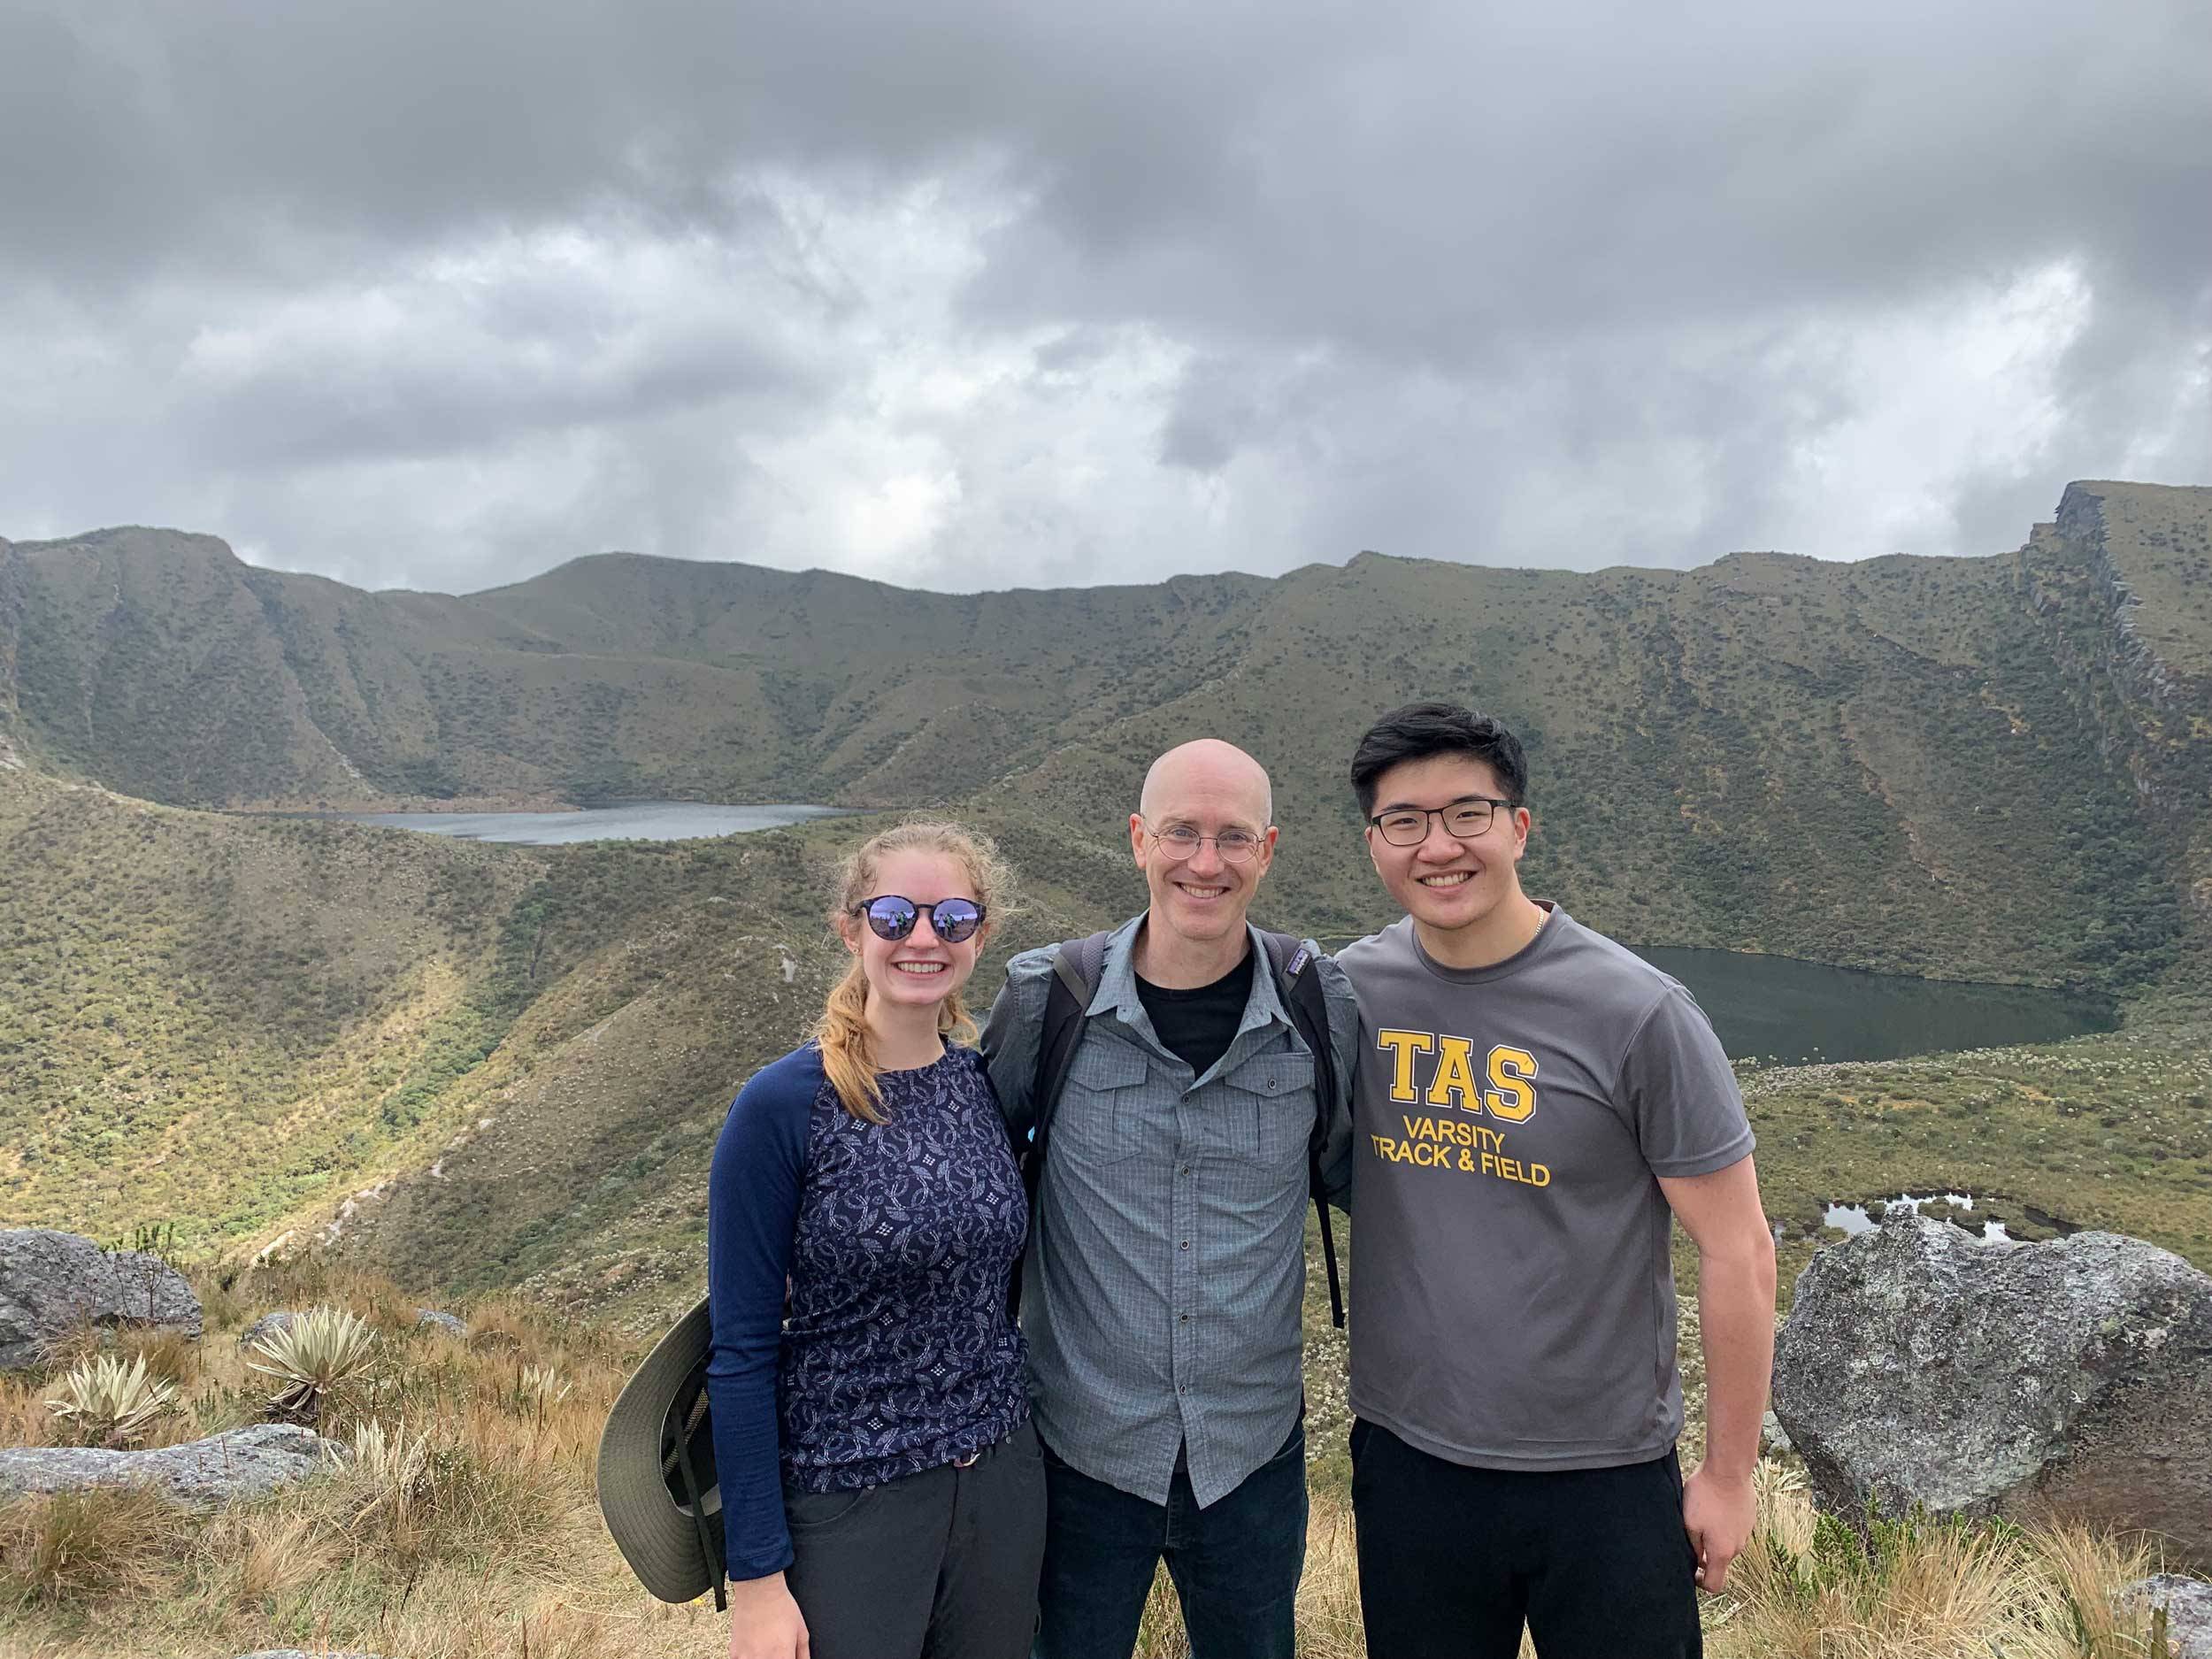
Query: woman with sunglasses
705 818 1042 1659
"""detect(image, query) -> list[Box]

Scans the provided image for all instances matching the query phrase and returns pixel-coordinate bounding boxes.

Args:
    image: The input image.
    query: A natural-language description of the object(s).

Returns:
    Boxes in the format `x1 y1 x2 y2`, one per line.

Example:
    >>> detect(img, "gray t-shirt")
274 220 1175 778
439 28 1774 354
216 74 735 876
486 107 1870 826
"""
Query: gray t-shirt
1338 905 1754 1471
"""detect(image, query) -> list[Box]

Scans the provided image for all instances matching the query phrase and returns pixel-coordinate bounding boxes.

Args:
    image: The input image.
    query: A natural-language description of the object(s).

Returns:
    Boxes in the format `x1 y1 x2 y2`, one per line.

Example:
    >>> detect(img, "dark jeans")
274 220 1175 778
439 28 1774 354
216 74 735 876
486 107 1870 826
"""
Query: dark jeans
1033 1424 1308 1659
1350 1417 1701 1659
783 1418 1047 1659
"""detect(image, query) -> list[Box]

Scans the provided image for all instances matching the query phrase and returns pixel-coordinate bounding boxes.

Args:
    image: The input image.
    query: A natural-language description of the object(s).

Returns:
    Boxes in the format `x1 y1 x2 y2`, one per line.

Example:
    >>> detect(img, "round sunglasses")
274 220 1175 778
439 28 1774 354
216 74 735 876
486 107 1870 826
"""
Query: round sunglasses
852 894 987 944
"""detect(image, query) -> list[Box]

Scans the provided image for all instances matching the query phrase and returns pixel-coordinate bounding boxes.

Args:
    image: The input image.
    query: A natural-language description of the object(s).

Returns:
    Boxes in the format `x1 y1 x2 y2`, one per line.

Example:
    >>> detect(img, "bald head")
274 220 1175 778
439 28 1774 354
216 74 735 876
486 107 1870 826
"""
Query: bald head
1140 739 1274 829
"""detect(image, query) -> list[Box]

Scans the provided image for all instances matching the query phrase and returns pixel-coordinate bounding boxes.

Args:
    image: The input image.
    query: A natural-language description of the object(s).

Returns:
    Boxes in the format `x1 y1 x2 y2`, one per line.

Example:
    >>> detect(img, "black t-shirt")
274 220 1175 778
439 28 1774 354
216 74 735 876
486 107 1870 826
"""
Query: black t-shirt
1134 949 1255 1079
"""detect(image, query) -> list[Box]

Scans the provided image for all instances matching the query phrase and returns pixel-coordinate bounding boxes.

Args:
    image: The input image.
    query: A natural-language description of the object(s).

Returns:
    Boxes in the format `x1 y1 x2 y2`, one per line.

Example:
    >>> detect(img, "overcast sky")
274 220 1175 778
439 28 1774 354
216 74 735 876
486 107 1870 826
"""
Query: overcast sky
3 1 2208 595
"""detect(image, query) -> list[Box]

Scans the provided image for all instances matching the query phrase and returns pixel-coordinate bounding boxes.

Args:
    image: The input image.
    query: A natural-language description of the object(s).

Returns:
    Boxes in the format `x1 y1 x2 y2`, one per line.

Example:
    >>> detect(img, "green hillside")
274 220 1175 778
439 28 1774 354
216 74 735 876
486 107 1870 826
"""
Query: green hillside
3 480 2209 1315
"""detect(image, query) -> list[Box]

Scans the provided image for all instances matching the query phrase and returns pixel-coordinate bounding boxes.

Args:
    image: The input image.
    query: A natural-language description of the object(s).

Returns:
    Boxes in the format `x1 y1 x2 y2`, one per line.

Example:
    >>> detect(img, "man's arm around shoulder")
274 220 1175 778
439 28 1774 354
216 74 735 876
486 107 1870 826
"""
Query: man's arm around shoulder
1659 1154 1778 1597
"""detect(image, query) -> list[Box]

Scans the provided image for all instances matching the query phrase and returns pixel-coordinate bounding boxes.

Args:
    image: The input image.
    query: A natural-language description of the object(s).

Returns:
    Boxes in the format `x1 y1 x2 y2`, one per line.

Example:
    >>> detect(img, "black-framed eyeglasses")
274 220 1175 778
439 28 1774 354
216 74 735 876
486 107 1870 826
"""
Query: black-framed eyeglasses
1141 820 1266 864
1368 796 1518 848
853 895 987 943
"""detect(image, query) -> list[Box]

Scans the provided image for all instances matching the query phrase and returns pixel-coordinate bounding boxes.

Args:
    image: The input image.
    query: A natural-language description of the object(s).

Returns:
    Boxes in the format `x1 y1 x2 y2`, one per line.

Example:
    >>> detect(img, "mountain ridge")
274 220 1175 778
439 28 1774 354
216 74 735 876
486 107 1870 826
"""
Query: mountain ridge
4 479 2211 1316
3 481 2206 997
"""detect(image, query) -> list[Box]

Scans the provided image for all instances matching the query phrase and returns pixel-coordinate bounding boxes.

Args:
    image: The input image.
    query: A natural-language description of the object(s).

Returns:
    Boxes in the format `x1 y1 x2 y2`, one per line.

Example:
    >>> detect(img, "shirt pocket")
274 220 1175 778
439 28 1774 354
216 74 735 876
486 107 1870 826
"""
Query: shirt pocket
1211 1053 1314 1168
1054 1037 1151 1164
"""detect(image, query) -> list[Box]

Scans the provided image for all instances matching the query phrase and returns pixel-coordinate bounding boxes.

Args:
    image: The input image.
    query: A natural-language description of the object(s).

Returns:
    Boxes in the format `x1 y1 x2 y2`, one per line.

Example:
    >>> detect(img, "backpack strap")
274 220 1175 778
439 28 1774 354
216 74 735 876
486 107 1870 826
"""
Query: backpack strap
1257 932 1347 1330
1007 930 1111 1318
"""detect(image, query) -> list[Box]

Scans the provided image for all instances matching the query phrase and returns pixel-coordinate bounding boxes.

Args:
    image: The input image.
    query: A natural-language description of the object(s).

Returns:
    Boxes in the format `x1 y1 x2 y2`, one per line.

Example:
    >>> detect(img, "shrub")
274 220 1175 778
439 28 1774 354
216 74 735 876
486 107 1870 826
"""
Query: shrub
43 1353 178 1448
246 1306 378 1425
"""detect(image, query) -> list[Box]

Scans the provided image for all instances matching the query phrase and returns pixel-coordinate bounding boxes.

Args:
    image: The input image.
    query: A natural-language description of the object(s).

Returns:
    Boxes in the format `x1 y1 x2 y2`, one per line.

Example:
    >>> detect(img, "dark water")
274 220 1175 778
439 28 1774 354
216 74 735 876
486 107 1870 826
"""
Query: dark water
332 802 848 845
1630 944 2115 1064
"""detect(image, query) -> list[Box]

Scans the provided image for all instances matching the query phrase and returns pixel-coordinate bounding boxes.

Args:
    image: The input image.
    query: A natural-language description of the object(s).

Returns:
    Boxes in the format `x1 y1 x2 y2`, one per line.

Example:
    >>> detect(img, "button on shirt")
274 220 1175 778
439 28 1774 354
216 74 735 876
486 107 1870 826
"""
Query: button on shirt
982 915 1357 1508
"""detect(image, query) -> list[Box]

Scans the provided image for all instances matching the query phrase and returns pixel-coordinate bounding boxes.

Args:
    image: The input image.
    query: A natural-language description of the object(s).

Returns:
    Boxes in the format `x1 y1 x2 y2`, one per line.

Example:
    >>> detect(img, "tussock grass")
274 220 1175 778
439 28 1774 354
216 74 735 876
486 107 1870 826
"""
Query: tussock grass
1704 1463 2172 1659
112 1326 204 1390
0 1487 176 1607
2 1263 2199 1658
1125 1463 2183 1659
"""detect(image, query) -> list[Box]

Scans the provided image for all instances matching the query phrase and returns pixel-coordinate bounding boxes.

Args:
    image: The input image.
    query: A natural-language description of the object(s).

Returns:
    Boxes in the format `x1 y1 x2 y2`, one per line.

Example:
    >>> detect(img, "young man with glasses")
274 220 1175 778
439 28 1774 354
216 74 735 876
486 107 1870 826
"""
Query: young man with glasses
1337 701 1776 1659
981 738 1357 1659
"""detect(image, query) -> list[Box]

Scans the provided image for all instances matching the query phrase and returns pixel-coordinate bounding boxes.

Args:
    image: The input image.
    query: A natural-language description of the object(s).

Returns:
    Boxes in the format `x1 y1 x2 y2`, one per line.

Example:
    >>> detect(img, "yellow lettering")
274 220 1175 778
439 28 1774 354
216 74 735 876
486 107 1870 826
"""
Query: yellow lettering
1483 1045 1539 1124
1377 1030 1434 1102
1426 1035 1482 1113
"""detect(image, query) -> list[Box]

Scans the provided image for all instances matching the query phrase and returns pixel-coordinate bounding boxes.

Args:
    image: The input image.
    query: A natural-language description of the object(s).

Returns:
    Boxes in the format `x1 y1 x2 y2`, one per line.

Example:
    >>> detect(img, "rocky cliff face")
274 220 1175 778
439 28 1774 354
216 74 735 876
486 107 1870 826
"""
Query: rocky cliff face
0 541 25 772
2017 482 2212 926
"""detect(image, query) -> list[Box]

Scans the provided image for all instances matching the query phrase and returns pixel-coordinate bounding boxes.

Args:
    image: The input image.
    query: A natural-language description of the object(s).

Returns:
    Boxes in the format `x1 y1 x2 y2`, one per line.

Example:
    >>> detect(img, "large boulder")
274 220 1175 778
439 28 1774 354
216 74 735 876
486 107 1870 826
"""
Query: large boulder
1773 1215 2212 1570
2126 1577 2212 1659
0 1424 340 1505
0 1228 202 1369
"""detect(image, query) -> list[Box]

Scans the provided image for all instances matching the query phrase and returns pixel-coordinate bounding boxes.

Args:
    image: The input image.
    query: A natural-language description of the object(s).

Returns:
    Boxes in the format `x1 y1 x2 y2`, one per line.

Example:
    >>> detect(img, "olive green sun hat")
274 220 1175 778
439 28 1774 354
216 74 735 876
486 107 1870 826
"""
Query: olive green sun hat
595 1294 727 1610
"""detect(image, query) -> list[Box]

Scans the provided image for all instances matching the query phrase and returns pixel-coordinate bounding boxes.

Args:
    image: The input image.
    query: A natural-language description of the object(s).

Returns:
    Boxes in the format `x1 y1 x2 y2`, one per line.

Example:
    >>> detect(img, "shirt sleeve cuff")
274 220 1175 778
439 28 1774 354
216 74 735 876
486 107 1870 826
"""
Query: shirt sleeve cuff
1647 1129 1756 1179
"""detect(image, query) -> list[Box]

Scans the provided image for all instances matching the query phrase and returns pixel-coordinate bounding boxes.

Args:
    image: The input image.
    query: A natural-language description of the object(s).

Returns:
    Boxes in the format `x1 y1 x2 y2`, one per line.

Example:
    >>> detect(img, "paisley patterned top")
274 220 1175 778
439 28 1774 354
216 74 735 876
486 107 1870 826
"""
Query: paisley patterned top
704 1041 1030 1578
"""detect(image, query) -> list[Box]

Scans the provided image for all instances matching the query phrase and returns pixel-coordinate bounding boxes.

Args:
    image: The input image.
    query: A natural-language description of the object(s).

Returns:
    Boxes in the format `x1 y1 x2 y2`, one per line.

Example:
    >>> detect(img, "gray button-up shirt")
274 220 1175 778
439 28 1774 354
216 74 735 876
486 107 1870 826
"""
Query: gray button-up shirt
981 914 1357 1507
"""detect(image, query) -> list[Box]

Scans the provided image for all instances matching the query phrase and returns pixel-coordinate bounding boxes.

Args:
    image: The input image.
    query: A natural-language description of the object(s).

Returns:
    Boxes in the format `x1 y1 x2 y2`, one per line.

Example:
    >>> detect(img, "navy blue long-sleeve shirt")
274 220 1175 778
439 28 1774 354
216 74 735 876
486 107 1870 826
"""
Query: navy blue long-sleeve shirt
704 1042 1030 1580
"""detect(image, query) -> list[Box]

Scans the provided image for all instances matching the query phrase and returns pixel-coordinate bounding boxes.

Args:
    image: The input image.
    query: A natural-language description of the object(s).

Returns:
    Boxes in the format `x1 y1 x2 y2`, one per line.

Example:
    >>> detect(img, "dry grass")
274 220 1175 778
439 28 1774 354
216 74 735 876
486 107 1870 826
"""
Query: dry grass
0 1262 710 1658
2 1263 2200 1659
1705 1463 2175 1659
1125 1464 2180 1659
0 1487 175 1607
111 1327 203 1391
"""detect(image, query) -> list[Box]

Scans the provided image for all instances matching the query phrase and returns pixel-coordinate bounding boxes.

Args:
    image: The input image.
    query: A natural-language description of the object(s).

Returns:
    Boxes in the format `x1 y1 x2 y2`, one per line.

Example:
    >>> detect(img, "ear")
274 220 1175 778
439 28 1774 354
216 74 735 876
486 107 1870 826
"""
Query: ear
835 910 861 953
1128 811 1147 867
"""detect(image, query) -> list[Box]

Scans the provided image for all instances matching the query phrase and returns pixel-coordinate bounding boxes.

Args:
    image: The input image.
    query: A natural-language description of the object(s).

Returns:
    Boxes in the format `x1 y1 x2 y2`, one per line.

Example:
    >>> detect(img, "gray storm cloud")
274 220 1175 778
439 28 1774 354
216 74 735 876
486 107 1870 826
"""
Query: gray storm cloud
1 0 2206 592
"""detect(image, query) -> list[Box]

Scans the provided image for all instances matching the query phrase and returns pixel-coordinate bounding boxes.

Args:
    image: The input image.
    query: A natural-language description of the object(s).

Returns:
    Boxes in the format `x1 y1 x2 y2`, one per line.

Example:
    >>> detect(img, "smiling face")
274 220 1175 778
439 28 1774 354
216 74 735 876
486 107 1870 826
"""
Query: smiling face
1363 753 1530 937
1130 741 1278 949
836 849 987 1015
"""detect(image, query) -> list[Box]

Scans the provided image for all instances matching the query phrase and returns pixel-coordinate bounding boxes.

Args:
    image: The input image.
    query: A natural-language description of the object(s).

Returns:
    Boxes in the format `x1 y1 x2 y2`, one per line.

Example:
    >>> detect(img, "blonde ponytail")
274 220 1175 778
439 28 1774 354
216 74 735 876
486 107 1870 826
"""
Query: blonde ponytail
810 819 1014 1124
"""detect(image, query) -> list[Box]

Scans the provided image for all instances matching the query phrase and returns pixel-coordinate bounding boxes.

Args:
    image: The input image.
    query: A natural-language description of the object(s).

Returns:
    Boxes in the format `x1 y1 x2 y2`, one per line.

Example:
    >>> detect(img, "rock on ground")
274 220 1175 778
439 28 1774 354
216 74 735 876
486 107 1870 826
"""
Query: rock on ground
0 1228 202 1370
1760 1409 1793 1458
0 1424 341 1505
2127 1577 2212 1659
1773 1215 2212 1571
237 1311 299 1349
414 1309 466 1338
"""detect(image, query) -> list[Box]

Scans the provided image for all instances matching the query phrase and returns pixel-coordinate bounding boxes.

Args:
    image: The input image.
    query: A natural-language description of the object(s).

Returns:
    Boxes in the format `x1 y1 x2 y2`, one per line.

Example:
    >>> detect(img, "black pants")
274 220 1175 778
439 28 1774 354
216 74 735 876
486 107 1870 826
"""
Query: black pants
1033 1424 1308 1659
783 1419 1048 1659
1349 1418 1701 1659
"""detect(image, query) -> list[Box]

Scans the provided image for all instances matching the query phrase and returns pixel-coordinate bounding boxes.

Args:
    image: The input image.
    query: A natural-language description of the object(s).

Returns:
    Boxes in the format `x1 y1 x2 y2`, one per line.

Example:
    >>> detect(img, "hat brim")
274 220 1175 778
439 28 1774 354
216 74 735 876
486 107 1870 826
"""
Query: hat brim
596 1294 723 1602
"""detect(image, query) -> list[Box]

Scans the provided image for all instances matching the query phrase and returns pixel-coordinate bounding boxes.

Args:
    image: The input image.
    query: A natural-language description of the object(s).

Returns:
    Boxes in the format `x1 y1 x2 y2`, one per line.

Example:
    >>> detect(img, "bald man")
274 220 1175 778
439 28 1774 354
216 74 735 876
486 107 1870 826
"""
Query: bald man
982 740 1358 1659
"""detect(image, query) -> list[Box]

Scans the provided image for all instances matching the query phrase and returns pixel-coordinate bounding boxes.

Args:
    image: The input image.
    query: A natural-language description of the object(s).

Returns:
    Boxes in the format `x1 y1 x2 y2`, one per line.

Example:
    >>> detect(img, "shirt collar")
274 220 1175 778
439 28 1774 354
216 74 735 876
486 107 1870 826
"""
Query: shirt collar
1094 912 1290 1039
